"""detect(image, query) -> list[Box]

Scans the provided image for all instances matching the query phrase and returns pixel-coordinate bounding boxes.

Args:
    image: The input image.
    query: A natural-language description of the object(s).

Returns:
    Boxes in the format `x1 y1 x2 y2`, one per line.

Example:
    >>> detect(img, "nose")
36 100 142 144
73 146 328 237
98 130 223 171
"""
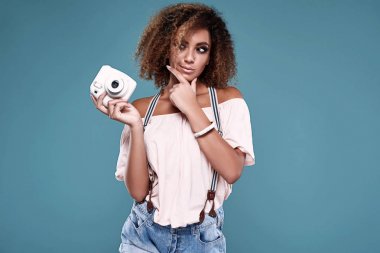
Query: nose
184 50 195 63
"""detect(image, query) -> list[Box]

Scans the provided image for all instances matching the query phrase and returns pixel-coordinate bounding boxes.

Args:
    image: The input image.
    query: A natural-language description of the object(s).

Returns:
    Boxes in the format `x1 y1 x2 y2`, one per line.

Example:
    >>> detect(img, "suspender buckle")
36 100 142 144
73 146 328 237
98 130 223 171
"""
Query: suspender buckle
207 190 216 200
209 198 217 218
199 209 205 223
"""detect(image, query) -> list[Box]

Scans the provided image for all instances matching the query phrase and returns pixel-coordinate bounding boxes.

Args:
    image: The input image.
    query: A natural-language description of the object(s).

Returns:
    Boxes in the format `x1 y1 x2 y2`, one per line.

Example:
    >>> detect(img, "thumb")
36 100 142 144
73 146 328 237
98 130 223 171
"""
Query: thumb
191 78 197 93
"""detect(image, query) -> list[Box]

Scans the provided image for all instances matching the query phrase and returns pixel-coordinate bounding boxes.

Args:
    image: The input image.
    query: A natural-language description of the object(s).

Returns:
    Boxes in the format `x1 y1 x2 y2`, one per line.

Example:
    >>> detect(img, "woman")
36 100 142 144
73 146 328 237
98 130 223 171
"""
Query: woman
91 3 255 253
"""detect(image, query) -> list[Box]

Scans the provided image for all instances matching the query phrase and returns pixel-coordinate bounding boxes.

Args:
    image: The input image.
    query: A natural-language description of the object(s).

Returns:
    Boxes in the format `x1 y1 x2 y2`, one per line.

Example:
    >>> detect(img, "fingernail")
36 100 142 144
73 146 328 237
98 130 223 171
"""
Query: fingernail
166 65 171 69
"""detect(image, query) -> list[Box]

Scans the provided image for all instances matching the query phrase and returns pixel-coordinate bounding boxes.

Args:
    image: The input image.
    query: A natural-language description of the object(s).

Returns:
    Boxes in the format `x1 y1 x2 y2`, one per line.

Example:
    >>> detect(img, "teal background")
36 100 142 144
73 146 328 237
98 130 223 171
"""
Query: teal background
1 0 379 252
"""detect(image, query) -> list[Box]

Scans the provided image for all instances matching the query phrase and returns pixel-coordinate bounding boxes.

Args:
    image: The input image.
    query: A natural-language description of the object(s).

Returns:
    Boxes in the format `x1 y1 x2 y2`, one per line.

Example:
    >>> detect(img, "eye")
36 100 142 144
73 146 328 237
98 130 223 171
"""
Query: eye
197 46 209 54
179 43 186 50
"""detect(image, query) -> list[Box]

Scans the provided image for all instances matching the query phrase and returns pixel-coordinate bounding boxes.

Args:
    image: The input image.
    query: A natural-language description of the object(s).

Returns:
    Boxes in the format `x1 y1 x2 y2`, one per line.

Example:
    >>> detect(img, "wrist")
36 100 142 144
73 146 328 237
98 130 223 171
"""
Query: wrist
183 102 202 118
130 119 144 132
194 121 215 138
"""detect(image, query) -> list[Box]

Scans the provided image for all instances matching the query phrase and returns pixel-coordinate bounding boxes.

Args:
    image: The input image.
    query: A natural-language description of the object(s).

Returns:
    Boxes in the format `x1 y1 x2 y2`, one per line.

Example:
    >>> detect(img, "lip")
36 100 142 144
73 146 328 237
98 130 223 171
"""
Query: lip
179 65 195 73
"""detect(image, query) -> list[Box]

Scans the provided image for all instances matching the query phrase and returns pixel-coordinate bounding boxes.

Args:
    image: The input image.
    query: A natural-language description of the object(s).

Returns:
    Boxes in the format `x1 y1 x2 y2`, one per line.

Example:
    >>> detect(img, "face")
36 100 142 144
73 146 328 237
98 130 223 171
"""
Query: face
169 28 211 82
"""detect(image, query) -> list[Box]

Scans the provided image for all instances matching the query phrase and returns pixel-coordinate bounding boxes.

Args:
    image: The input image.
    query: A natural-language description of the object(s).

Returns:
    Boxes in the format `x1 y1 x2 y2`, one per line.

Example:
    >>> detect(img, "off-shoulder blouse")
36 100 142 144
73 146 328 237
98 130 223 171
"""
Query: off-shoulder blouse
115 97 255 228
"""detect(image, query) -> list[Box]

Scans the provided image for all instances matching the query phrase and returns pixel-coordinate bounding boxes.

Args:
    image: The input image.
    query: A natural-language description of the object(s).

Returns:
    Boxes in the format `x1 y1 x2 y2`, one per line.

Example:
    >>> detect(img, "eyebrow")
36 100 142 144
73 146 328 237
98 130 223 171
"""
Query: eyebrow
196 42 210 47
181 41 210 47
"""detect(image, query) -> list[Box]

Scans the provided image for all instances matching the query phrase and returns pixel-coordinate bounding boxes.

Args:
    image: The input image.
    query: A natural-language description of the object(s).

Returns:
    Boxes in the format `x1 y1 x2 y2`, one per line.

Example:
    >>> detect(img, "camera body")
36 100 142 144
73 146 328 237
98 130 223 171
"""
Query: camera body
90 65 136 107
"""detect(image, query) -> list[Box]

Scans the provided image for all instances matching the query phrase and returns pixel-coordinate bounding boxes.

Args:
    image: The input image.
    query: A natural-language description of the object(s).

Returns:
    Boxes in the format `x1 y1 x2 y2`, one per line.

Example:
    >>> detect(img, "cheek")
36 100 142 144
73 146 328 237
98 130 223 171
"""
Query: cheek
197 56 210 70
169 51 184 68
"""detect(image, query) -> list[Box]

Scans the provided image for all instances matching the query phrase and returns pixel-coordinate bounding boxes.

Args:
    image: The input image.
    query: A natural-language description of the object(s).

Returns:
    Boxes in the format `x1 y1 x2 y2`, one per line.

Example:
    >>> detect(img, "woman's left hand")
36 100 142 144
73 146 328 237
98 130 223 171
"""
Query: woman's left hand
166 65 199 116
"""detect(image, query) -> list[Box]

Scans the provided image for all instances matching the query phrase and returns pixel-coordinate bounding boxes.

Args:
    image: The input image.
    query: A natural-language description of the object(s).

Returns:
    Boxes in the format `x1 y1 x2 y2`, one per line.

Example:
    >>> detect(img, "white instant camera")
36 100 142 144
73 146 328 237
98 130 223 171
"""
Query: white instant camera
90 65 136 107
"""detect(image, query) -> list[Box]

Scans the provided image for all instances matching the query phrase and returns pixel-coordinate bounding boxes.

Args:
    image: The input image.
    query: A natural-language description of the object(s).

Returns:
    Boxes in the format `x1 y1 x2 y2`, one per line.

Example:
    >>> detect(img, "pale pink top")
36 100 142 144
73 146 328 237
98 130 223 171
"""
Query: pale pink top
115 97 255 228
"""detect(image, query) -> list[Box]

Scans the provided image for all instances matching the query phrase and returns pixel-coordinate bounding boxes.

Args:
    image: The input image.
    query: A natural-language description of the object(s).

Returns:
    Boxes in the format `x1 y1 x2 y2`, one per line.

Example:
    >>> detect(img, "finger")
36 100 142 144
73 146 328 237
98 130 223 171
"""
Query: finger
109 99 131 116
108 98 129 105
108 101 114 117
112 101 130 113
93 94 108 115
111 102 129 119
114 101 129 112
109 103 117 119
115 101 130 108
166 65 189 84
190 78 197 93
97 92 107 108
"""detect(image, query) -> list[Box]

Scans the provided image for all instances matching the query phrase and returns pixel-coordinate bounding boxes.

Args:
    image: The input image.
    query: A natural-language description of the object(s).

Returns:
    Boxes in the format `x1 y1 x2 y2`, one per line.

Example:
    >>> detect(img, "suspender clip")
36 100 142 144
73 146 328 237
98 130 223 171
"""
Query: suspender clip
207 190 216 200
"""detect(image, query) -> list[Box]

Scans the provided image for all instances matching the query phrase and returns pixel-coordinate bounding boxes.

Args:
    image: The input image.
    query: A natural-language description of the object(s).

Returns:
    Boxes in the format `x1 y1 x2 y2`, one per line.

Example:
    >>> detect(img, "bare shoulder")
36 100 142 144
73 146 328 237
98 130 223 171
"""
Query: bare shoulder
219 86 244 102
131 96 154 118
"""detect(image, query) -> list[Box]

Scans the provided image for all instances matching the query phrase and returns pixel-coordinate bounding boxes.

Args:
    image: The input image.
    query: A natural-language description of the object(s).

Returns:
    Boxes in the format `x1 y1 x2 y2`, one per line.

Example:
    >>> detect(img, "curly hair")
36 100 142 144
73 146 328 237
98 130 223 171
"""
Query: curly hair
135 3 236 88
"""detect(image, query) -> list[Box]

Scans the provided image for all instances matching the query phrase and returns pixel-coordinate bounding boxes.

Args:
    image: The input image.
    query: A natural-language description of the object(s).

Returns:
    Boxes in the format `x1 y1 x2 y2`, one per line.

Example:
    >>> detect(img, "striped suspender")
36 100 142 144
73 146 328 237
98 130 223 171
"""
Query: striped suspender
198 87 223 223
141 87 223 221
142 90 161 212
209 87 223 192
209 87 223 137
143 91 161 131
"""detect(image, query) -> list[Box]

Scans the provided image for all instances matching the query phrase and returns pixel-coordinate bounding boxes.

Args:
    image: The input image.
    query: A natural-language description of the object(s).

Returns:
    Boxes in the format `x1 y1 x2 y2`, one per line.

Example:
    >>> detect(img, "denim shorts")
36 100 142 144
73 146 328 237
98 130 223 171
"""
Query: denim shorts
119 200 226 253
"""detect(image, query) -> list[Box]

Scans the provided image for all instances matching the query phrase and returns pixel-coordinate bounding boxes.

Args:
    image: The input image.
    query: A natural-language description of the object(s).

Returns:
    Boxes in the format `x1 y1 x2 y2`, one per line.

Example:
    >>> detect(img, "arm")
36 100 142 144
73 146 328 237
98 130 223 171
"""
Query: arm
185 88 246 184
91 93 150 202
108 97 150 202
124 122 150 202
164 66 246 184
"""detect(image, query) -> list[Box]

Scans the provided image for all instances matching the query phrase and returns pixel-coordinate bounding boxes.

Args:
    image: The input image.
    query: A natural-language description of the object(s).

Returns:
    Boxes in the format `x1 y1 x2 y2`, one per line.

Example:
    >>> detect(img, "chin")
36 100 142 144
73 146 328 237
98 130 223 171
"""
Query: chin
181 74 196 82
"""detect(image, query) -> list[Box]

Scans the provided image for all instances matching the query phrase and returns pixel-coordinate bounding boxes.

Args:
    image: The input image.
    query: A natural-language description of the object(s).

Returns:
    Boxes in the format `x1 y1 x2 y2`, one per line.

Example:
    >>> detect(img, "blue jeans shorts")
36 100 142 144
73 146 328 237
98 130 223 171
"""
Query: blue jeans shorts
119 200 226 253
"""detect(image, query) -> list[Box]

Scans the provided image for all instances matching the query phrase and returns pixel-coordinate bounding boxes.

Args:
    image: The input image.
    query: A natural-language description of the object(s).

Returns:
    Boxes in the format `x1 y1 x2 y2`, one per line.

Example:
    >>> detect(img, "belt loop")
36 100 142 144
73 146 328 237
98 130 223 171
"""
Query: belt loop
192 225 197 236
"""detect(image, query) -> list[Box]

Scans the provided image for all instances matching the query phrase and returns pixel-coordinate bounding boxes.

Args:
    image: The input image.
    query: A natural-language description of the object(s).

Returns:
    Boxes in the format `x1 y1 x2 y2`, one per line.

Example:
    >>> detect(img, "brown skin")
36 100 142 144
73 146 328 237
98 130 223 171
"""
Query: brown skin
90 93 150 201
91 4 246 202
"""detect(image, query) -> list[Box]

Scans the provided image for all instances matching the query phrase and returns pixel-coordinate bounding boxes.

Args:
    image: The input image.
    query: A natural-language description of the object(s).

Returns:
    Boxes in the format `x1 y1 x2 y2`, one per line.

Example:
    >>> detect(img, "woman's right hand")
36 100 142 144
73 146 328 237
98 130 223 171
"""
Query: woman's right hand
90 92 142 129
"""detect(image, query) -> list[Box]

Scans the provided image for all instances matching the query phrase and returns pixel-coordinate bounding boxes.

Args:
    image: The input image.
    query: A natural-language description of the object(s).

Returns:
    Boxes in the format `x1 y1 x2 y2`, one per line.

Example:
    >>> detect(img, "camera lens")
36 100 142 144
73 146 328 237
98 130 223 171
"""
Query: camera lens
111 80 119 89
105 78 124 97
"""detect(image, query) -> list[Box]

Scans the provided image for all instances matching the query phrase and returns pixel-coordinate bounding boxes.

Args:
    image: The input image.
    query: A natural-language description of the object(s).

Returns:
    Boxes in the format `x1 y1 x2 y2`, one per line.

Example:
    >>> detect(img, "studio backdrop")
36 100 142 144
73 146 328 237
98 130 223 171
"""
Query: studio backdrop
1 0 379 252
